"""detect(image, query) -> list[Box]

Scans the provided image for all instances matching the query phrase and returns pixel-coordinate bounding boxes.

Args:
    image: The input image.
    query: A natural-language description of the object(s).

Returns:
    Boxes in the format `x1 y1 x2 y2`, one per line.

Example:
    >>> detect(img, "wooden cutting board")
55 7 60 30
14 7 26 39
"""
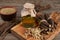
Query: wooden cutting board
11 23 60 40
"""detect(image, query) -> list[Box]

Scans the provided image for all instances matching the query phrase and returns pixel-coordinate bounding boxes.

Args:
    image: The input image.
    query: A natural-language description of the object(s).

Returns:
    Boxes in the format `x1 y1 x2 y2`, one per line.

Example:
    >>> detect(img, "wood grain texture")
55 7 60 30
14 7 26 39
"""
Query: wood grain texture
11 23 60 40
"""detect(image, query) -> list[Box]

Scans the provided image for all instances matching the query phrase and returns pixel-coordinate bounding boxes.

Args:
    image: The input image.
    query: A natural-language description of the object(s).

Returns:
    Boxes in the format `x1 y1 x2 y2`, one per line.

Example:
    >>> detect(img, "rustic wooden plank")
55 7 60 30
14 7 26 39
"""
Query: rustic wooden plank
11 22 60 40
11 23 26 40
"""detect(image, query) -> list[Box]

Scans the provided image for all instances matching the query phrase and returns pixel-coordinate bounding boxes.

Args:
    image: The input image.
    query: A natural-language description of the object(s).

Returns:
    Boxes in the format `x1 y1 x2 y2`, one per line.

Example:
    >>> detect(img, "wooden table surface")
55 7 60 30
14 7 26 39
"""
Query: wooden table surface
0 0 60 40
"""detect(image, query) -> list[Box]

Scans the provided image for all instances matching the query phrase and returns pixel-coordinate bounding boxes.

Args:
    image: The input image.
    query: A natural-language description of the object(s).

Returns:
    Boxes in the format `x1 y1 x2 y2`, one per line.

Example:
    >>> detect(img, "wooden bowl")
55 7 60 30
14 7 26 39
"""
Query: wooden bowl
0 6 17 21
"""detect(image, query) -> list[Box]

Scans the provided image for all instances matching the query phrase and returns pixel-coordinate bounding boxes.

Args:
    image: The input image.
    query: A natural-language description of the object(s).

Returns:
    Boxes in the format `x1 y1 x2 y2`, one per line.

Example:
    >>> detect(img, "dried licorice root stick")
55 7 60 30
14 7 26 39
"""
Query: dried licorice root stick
0 22 13 40
36 12 45 20
0 22 12 36
0 22 9 35
35 4 51 13
1 20 20 36
0 32 8 40
0 20 20 40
